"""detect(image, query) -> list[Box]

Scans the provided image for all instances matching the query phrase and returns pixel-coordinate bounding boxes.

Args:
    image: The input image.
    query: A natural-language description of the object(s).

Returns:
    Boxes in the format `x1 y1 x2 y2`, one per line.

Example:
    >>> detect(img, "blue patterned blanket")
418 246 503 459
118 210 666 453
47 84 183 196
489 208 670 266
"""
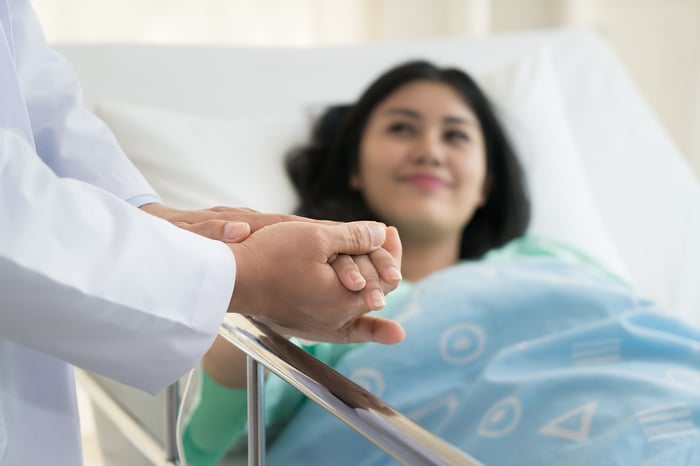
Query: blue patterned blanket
267 258 700 465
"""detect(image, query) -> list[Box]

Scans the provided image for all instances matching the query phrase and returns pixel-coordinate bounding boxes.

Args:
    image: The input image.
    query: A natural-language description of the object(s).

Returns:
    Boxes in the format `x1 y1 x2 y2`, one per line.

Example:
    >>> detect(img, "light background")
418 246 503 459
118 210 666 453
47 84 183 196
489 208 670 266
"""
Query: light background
33 0 700 178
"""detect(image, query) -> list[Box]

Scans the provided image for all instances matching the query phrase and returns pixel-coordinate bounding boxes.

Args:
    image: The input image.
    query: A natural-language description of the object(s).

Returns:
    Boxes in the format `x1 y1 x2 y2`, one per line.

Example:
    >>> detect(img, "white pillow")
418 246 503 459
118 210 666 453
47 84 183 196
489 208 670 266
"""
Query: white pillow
477 47 632 282
95 101 307 213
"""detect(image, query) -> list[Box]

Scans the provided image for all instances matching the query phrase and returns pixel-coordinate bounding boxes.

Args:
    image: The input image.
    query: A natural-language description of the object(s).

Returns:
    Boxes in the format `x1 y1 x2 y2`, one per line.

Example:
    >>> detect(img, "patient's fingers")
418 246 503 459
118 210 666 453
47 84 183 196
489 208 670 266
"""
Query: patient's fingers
329 254 366 291
354 255 387 310
344 315 405 345
173 220 251 243
369 227 402 286
384 227 402 264
263 315 405 345
330 227 402 307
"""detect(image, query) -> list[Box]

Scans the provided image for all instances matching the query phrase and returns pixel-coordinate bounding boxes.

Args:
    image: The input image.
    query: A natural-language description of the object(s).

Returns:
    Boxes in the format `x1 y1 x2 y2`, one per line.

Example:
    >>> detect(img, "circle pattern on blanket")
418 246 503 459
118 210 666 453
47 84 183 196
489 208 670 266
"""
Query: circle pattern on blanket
439 323 485 365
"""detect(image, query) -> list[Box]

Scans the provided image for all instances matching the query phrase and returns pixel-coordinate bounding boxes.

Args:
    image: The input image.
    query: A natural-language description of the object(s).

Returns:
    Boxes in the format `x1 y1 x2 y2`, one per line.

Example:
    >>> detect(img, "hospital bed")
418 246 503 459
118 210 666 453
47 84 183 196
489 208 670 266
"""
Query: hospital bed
56 28 700 465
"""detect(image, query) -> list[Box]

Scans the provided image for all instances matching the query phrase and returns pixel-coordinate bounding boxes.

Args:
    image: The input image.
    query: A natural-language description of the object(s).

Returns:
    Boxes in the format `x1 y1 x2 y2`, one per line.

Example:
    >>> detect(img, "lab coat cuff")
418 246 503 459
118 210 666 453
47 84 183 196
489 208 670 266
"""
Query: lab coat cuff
126 193 162 208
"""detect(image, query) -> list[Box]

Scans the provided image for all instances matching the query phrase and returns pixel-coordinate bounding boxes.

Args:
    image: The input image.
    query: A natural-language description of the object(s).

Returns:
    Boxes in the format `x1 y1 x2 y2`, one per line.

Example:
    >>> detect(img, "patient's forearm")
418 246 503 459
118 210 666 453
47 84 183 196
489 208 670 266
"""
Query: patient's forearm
202 335 250 388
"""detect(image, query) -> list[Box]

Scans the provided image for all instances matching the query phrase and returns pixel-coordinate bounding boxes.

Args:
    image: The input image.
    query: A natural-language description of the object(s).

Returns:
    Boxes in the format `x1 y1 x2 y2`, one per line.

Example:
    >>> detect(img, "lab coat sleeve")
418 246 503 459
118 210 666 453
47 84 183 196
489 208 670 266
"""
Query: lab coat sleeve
10 0 159 204
0 128 236 394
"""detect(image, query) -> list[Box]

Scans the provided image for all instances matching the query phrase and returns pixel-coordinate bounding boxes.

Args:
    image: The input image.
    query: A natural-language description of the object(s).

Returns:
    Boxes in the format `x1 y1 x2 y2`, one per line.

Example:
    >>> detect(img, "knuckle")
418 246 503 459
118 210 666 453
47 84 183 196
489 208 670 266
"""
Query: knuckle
344 223 365 251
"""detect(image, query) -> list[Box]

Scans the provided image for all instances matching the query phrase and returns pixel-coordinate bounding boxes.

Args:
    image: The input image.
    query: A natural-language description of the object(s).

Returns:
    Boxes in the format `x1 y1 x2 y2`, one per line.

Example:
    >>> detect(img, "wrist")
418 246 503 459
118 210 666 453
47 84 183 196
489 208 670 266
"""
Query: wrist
202 335 250 388
226 242 260 316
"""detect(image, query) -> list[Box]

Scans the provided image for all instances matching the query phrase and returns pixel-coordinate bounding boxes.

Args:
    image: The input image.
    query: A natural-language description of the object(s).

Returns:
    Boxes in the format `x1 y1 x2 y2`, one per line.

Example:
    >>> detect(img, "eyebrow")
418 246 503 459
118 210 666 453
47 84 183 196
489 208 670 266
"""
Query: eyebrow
384 107 476 126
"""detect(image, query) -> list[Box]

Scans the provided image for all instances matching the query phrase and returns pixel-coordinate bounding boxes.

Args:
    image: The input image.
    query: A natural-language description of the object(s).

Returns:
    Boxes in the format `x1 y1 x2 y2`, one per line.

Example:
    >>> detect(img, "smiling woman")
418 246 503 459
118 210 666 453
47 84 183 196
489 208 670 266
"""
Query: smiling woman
287 61 529 282
351 80 489 279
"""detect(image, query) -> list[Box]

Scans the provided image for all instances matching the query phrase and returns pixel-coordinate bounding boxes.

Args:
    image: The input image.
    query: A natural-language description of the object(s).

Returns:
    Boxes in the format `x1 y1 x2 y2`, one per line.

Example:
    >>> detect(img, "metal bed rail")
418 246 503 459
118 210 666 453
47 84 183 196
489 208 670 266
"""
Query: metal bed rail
212 313 484 466
81 312 483 465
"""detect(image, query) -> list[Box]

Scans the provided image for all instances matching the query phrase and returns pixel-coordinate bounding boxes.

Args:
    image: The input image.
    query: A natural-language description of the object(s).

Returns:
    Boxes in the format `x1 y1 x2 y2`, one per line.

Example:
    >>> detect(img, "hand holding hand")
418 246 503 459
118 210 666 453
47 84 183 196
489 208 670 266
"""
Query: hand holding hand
141 203 404 319
228 221 405 345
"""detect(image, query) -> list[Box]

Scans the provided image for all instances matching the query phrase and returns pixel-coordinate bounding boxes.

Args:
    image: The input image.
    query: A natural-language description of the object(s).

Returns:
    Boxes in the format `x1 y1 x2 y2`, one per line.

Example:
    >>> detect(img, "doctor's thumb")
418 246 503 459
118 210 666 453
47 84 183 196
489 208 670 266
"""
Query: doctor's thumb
329 221 387 255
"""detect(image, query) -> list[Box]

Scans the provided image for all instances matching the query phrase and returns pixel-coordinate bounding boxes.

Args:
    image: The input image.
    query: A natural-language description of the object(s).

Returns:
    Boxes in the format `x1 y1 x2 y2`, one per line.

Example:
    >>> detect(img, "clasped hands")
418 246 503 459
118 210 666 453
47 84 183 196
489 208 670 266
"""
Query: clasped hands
141 204 405 345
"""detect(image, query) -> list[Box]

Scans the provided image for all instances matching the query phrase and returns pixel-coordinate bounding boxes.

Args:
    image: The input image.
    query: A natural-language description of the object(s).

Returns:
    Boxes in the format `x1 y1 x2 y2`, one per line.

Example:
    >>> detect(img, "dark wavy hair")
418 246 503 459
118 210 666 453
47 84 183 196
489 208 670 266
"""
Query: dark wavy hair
286 60 530 260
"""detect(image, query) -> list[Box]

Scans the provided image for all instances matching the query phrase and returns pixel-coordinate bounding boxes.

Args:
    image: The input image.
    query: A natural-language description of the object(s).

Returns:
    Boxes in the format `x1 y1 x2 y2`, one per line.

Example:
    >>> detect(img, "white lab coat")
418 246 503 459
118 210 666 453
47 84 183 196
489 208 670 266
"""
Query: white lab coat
0 1 236 464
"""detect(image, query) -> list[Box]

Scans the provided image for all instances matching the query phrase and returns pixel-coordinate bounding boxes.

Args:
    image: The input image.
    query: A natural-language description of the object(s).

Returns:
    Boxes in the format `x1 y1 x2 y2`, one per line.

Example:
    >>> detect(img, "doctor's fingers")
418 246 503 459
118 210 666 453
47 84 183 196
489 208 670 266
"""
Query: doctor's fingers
173 220 251 243
142 203 335 232
203 207 344 232
322 221 387 258
168 208 288 227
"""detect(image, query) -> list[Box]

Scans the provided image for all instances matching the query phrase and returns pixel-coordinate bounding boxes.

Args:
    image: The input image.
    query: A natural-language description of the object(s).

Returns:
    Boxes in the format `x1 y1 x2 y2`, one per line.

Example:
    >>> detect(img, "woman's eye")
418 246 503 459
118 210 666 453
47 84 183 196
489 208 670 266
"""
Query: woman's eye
445 130 469 143
387 122 415 135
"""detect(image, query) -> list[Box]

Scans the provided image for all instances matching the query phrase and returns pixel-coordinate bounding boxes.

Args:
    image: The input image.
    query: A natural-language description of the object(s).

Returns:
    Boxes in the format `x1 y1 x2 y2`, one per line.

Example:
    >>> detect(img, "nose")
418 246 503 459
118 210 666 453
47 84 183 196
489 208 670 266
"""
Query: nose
410 130 444 166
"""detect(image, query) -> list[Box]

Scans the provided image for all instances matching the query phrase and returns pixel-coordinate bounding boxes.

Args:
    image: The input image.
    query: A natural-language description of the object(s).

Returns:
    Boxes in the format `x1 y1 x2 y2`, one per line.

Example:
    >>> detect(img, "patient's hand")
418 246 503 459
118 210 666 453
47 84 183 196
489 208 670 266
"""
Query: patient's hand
228 221 405 345
329 226 402 310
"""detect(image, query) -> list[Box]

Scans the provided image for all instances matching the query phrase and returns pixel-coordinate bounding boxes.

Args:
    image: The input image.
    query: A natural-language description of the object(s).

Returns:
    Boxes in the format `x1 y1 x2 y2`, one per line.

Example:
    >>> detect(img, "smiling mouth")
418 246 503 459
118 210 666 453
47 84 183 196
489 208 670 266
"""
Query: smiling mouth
403 174 448 191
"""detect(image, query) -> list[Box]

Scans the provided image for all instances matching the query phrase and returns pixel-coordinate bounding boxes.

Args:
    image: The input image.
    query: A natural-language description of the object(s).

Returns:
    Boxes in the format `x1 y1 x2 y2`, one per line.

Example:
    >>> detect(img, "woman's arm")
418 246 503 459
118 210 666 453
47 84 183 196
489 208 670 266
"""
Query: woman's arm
183 334 358 466
202 335 249 388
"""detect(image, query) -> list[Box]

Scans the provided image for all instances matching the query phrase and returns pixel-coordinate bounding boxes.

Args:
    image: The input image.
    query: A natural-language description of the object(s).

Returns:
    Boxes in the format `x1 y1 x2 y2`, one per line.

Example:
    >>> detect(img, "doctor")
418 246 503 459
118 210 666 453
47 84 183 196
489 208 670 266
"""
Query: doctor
0 1 405 465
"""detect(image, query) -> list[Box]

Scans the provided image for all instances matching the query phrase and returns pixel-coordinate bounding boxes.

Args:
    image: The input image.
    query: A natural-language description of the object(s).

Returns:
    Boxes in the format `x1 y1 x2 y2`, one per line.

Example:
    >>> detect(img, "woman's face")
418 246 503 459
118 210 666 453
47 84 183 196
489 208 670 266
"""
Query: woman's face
351 80 488 241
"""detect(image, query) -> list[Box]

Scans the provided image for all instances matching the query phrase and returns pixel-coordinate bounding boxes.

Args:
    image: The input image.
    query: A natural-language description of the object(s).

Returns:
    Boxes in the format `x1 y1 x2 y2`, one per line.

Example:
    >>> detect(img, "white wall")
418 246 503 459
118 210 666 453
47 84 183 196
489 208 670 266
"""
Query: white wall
33 0 700 177
559 0 700 177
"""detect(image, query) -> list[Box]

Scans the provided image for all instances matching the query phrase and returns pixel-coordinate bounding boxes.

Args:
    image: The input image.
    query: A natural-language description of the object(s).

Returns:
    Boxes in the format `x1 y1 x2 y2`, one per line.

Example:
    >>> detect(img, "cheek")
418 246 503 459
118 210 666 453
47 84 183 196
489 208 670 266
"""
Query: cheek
456 151 488 185
453 152 489 206
358 138 401 179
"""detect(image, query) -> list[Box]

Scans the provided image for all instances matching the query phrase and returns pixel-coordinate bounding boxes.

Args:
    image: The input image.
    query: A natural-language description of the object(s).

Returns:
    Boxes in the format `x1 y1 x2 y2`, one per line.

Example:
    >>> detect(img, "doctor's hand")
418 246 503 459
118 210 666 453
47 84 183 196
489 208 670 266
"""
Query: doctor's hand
139 204 301 242
227 221 405 345
140 203 403 313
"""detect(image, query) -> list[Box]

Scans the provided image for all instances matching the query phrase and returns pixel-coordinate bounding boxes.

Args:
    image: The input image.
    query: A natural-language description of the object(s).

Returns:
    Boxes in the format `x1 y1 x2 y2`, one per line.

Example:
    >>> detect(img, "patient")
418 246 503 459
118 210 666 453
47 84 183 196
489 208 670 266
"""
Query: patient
183 61 700 466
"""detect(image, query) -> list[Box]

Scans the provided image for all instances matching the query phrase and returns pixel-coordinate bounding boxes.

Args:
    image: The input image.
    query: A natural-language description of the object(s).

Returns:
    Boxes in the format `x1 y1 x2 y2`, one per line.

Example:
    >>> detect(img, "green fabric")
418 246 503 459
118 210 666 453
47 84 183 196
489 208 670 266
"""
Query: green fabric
181 340 362 466
182 234 622 465
484 235 628 286
182 369 248 466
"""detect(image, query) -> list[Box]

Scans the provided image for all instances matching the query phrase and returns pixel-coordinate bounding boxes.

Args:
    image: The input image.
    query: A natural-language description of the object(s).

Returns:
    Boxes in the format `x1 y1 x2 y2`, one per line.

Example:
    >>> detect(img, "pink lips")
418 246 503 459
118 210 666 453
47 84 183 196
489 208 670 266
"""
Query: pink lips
404 174 447 191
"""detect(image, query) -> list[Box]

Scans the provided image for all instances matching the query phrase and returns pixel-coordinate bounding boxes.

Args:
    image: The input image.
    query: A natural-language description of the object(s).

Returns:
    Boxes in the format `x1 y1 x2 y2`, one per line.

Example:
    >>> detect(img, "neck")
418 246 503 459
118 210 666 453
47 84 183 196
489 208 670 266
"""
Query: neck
400 234 461 282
